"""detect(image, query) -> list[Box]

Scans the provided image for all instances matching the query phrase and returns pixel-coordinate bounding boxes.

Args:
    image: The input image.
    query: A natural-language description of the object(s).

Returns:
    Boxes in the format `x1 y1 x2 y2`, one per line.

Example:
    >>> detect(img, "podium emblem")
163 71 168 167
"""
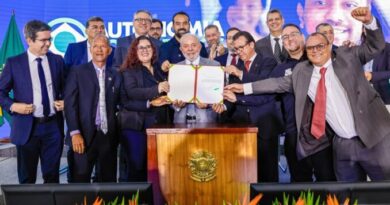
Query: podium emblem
188 150 217 182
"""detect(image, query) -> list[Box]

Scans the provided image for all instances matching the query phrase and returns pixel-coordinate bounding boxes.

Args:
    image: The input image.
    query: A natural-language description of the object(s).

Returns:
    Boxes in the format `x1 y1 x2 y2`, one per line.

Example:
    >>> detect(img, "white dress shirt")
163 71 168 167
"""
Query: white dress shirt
27 50 55 117
87 41 92 62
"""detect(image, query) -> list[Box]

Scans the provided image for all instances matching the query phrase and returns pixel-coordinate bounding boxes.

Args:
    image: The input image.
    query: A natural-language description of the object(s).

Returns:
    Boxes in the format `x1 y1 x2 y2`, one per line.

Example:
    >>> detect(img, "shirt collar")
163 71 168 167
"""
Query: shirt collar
27 49 47 63
92 62 106 72
313 58 332 71
185 56 201 65
270 34 282 41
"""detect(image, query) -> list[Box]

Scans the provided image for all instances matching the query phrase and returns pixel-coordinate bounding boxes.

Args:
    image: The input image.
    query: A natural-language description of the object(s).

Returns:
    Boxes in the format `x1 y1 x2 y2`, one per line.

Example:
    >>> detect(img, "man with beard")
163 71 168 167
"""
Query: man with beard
204 24 226 60
149 19 163 41
160 11 208 72
270 24 336 182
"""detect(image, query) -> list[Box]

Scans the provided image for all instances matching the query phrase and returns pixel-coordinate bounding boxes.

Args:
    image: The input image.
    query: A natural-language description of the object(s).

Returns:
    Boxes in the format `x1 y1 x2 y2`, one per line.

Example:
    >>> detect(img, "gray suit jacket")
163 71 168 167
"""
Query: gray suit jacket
255 35 288 63
251 22 390 150
173 57 220 123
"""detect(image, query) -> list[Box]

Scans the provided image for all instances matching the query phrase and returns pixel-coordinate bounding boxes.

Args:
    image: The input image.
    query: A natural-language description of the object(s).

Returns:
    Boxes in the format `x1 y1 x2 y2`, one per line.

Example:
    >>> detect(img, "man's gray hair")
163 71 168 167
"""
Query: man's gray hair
179 33 200 45
133 10 152 20
91 34 110 46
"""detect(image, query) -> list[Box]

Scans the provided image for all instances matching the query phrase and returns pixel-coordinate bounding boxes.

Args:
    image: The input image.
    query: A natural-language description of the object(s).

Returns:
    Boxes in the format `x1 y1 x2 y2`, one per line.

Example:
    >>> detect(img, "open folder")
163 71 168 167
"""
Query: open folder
167 64 224 104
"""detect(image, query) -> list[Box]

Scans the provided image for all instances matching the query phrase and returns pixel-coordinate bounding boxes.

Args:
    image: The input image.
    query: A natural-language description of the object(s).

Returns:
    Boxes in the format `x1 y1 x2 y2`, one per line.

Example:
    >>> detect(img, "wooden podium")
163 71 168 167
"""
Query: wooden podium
147 123 258 205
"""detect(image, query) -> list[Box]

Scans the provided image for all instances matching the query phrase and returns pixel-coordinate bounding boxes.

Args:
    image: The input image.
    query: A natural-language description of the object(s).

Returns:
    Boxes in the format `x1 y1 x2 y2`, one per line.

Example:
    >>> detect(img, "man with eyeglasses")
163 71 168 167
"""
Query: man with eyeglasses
0 20 65 184
160 11 208 72
223 31 282 182
255 9 288 64
149 19 163 40
64 16 115 73
113 10 161 70
226 7 390 182
269 24 336 182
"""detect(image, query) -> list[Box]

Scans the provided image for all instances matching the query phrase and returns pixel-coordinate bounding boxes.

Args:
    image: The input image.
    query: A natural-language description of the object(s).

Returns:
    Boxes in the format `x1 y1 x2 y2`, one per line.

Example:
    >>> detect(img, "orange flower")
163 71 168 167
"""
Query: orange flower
296 197 305 205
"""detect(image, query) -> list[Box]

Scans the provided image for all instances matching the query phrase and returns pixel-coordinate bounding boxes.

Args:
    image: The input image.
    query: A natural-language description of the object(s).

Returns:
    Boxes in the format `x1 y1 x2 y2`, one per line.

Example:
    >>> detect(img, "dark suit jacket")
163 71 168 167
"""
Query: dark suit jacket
255 35 288 63
120 63 169 128
214 53 229 66
64 62 121 147
371 43 390 104
0 52 65 145
113 34 162 70
227 54 280 135
64 40 115 70
251 22 390 149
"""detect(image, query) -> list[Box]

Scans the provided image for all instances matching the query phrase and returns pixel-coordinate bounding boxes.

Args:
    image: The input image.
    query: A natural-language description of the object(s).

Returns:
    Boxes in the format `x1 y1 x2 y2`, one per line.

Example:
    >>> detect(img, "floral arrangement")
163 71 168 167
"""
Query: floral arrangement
78 190 357 205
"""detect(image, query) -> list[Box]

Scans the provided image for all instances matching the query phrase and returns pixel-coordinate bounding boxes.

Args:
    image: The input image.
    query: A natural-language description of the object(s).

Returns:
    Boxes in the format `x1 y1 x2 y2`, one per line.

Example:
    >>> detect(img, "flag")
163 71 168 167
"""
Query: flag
0 13 25 126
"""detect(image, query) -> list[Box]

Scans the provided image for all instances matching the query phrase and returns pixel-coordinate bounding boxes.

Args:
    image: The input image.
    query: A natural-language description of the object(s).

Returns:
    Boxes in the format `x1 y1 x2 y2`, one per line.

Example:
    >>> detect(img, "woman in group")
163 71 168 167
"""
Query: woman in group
119 36 170 181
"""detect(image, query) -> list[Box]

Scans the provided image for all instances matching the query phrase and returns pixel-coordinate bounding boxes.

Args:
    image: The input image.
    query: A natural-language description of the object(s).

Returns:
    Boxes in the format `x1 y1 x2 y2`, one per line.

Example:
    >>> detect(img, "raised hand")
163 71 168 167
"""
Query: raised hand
351 7 373 24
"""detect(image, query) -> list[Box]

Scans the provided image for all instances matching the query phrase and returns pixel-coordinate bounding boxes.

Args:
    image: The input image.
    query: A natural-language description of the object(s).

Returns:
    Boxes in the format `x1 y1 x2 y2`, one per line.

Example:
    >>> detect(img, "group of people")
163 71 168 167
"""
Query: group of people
0 6 389 186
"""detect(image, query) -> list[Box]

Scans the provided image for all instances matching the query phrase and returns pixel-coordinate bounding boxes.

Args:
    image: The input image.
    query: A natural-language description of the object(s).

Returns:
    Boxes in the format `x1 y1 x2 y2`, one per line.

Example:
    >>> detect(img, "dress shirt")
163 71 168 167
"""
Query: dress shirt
27 50 55 117
93 63 106 127
270 35 283 54
185 56 201 66
87 41 92 62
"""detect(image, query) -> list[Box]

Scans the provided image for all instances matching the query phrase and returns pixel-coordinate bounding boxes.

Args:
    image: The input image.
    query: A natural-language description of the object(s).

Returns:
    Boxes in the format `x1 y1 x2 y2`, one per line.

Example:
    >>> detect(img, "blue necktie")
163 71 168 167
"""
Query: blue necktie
36 58 50 117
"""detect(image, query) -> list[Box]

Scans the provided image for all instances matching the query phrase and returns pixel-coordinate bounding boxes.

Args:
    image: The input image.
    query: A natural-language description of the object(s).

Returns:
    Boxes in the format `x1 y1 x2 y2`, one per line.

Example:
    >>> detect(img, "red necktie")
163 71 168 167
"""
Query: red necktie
230 54 237 66
311 67 327 139
245 60 251 72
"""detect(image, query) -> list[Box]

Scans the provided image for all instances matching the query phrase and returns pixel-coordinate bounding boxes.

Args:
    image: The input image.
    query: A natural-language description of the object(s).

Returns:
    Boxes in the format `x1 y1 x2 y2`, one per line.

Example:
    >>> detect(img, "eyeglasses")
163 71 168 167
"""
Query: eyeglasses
233 42 249 52
137 45 152 51
35 38 52 43
306 43 327 52
134 18 152 24
150 27 162 32
281 32 301 41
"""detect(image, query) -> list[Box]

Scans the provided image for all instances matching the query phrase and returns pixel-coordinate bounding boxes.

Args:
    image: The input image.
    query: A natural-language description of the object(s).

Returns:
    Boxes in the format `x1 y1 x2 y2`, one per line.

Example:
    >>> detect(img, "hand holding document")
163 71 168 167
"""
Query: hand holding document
167 64 224 104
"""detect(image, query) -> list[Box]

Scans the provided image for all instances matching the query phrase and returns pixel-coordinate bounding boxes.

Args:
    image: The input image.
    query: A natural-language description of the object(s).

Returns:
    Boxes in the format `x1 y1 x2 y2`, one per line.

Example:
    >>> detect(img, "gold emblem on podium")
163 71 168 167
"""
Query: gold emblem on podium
188 150 217 182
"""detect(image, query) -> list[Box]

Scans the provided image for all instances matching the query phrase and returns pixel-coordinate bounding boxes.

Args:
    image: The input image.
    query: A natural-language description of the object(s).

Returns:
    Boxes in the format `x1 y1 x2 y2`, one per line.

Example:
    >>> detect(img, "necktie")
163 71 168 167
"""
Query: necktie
274 37 282 63
311 67 327 139
98 69 108 134
36 58 50 117
245 60 251 72
230 54 237 66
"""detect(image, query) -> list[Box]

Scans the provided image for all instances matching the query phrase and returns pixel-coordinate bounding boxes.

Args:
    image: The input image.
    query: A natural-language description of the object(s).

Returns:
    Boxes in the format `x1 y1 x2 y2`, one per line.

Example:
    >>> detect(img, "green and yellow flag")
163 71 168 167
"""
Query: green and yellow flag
0 13 25 126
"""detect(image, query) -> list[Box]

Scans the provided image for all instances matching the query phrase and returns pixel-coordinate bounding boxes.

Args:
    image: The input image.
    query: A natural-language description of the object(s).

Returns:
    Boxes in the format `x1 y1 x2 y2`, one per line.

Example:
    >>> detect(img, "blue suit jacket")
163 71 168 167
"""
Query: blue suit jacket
64 62 121 147
64 40 115 69
371 43 390 104
0 52 65 145
113 34 161 70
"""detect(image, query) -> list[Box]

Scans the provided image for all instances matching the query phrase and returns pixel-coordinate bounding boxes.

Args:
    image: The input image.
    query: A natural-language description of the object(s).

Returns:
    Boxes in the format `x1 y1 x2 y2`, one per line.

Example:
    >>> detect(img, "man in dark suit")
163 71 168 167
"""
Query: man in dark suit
255 9 288 64
223 31 282 182
64 16 115 70
364 43 390 110
215 27 240 67
64 34 121 182
160 11 208 72
204 24 226 60
226 7 390 182
113 10 161 70
0 20 65 184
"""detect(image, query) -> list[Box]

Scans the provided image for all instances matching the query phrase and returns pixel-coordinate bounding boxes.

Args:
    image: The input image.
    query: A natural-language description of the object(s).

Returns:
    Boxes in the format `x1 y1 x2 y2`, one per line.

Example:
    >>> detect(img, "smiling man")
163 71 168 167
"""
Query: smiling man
297 0 370 46
65 34 121 183
226 7 390 182
255 9 288 64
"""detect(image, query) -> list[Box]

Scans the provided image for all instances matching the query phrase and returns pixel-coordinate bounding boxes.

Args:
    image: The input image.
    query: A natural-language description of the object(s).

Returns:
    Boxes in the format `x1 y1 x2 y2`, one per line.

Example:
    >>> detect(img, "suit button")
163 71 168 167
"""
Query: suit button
359 110 363 114
247 109 250 112
242 100 246 104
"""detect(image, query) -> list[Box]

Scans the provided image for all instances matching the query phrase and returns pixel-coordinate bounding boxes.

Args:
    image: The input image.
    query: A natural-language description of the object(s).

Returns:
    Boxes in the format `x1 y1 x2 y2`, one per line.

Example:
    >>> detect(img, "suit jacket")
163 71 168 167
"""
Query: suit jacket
371 43 390 104
227 54 281 137
120 63 169 129
173 57 220 123
255 35 288 63
113 34 162 70
251 23 390 149
0 52 65 145
64 40 115 70
64 62 121 147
